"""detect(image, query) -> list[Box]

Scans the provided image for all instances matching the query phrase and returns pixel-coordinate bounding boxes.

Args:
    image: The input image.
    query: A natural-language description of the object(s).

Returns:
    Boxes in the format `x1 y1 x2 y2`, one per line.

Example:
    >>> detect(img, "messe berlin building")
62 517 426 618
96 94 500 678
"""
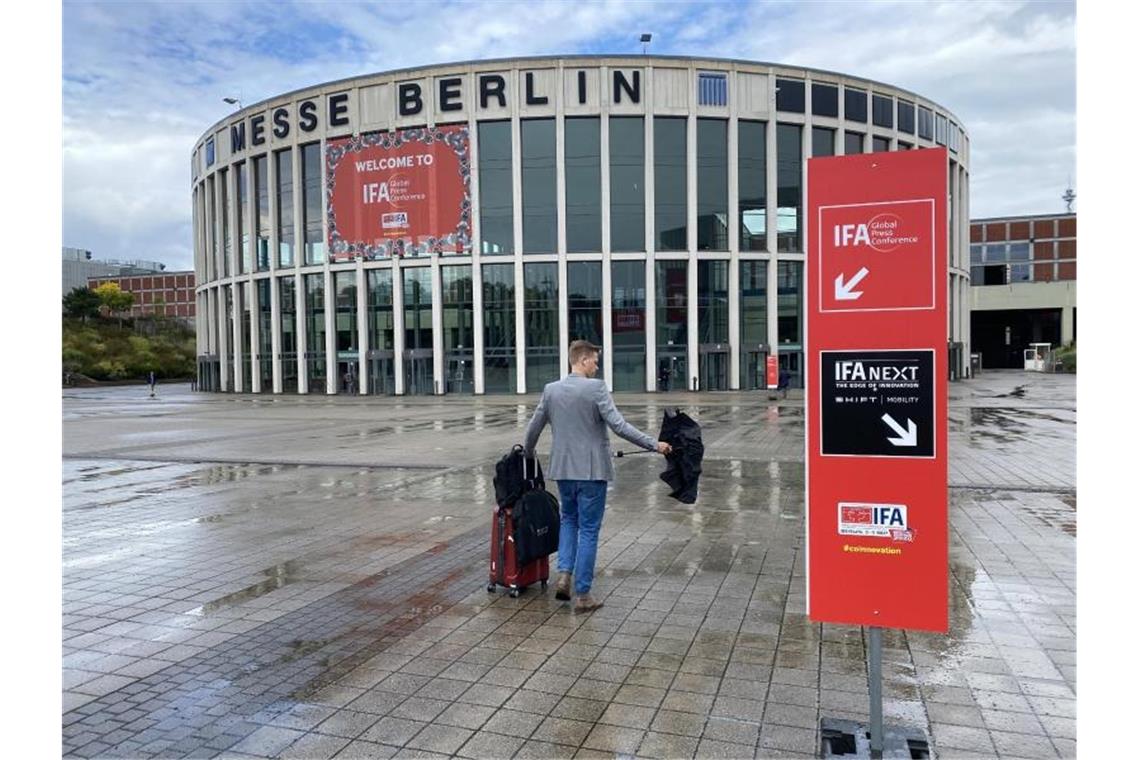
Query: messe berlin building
191 55 970 395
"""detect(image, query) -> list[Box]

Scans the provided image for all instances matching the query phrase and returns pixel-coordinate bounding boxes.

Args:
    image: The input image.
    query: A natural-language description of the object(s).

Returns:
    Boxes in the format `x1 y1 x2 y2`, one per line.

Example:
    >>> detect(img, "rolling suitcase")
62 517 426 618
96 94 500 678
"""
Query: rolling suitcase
487 455 550 598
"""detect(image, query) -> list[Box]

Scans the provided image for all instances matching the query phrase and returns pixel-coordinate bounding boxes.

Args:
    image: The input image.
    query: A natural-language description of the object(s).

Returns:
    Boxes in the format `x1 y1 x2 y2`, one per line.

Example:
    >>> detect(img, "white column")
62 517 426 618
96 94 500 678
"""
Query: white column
432 257 444 394
392 259 405 395
356 265 368 394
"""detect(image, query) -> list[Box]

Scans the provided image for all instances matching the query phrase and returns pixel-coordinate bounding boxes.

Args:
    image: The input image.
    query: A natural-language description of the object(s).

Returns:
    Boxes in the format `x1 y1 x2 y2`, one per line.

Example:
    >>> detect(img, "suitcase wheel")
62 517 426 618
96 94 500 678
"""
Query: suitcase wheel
509 588 521 598
486 583 496 593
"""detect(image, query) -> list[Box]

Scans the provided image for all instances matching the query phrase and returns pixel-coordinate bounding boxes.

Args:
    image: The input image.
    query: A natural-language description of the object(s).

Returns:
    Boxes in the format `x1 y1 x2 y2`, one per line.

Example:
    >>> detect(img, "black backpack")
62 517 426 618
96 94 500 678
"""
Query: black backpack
493 444 545 508
513 488 560 566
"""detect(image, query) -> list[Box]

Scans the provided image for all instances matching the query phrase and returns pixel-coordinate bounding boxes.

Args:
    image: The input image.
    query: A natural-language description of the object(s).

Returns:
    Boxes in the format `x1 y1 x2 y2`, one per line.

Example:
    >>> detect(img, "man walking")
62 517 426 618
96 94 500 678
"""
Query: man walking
524 340 671 612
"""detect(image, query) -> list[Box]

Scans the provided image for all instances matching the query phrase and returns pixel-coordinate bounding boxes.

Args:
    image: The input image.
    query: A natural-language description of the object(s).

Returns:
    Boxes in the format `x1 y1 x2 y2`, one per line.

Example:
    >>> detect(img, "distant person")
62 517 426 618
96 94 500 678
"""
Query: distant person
148 371 157 397
778 368 790 399
524 340 672 612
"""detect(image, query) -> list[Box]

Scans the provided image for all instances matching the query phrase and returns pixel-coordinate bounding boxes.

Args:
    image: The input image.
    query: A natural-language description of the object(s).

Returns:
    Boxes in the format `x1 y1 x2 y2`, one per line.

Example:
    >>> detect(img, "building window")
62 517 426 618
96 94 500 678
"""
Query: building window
567 261 603 351
897 101 916 134
207 176 217 281
334 270 357 354
949 124 960 152
252 156 270 271
655 260 687 390
522 118 557 254
236 162 249 274
403 267 433 394
610 117 645 252
697 259 728 345
872 136 891 153
738 120 767 252
898 141 912 150
478 121 514 255
696 118 728 251
777 124 802 253
740 261 768 390
844 131 864 155
366 269 394 395
777 260 804 387
482 263 516 393
811 83 838 118
257 279 272 392
775 79 805 113
844 87 867 122
936 114 948 146
276 149 294 268
698 72 728 106
524 263 559 390
219 168 230 277
565 117 601 252
918 107 934 140
442 265 474 393
205 138 215 167
611 261 645 392
223 285 234 391
279 276 297 392
654 117 687 252
304 274 326 388
812 126 835 157
301 143 324 265
872 94 894 128
240 282 252 389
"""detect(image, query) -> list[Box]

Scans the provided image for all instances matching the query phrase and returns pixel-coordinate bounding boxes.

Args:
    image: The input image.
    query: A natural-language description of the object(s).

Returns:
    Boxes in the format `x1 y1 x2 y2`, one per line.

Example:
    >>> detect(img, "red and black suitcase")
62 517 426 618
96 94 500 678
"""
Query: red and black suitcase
487 455 550 598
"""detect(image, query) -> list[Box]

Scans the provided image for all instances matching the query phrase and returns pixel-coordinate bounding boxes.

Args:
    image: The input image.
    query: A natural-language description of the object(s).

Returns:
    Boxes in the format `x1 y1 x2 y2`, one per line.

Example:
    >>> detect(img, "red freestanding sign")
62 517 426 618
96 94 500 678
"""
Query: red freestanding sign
806 148 948 632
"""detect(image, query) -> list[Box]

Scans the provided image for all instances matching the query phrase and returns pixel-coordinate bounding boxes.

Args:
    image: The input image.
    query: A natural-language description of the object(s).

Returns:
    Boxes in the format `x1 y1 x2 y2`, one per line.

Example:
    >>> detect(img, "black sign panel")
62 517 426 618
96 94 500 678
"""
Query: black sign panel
820 349 935 458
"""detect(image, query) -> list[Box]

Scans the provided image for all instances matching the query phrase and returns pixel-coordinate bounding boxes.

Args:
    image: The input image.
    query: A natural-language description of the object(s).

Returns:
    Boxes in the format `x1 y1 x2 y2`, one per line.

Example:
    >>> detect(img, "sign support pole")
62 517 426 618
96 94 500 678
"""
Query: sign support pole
868 626 883 759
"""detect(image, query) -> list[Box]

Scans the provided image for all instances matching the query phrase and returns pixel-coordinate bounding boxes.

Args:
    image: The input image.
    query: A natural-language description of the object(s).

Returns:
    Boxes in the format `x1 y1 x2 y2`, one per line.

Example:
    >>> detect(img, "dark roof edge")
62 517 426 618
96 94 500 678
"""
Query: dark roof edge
970 212 1076 224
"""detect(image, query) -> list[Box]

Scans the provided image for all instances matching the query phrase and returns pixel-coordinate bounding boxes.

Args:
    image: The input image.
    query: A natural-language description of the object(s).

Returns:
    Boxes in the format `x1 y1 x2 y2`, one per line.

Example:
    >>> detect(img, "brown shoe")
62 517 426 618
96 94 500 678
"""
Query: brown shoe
554 572 572 601
574 594 604 613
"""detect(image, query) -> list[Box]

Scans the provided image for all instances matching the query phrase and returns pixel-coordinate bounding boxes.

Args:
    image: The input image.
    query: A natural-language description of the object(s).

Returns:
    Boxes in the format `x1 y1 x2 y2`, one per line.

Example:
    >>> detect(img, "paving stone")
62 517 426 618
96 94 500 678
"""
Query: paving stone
404 723 475 755
456 729 527 758
581 723 645 754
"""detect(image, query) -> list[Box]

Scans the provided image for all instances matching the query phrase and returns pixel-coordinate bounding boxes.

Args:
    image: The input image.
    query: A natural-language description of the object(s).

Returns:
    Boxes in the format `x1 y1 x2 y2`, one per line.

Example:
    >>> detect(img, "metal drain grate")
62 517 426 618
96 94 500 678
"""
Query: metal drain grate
820 717 930 759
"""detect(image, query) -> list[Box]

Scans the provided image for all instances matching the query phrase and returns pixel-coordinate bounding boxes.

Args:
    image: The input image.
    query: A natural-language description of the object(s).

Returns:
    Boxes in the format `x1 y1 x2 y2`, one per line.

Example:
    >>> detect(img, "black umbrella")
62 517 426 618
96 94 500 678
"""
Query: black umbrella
614 408 704 504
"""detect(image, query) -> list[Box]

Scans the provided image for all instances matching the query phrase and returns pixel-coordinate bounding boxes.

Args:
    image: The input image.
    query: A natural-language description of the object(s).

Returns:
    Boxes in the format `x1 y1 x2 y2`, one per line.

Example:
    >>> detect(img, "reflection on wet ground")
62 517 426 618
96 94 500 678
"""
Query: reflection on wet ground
62 372 1076 758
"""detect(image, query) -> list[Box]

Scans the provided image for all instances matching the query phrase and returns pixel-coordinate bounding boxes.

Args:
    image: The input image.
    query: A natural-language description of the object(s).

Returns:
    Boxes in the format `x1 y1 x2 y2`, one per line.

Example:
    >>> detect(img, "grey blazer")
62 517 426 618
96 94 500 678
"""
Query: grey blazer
523 374 657 482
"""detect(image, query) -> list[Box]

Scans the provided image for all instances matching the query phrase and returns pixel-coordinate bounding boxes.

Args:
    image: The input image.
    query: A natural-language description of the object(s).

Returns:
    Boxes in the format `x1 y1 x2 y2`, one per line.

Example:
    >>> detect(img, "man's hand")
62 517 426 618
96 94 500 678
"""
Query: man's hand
656 441 672 455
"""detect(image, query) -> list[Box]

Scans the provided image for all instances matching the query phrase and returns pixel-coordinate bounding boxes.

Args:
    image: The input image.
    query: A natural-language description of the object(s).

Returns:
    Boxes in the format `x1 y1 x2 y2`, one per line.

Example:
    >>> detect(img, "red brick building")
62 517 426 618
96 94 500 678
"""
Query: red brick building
88 271 196 320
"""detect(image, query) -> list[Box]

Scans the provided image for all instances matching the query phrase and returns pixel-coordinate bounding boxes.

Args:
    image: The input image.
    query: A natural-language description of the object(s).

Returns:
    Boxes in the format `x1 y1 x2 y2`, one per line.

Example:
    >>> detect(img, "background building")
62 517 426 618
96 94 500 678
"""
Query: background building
969 212 1076 369
62 246 168 297
87 271 197 322
191 55 970 395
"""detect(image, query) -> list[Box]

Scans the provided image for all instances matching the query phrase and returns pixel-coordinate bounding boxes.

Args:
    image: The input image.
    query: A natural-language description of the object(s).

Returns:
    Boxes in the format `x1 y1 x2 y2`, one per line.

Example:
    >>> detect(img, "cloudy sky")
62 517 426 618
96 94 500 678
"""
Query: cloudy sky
62 0 1075 272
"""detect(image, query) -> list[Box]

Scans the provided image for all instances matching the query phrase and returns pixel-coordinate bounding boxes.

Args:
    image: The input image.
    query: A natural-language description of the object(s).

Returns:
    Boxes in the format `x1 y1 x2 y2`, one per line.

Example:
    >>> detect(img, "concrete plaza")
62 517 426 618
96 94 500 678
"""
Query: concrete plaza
62 371 1075 758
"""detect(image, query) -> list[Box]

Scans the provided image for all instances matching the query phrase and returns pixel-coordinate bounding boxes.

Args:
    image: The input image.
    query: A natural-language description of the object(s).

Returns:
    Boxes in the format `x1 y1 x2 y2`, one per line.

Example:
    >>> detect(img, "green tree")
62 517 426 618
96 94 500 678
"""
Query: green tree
93 282 135 326
62 287 101 322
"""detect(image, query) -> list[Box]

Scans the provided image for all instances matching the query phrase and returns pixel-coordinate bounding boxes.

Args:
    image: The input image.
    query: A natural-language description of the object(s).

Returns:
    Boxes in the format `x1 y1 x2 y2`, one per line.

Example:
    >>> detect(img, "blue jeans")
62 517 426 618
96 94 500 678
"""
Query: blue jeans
555 480 608 595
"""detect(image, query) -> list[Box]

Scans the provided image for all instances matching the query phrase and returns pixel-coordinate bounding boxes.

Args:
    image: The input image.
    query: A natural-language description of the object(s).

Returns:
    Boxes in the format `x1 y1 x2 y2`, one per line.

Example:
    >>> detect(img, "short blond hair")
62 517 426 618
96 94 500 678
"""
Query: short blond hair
569 340 600 367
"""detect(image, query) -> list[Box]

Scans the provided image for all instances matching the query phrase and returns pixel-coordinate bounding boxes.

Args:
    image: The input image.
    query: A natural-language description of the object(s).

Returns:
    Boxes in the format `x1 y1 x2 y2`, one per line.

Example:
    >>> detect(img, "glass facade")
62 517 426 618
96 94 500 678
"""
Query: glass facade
279 276 297 392
567 262 603 375
522 119 557 253
739 120 766 251
403 267 433 394
276 149 294 268
697 260 729 391
254 155 270 271
367 269 395 395
220 168 230 277
611 261 646 392
777 261 803 388
240 282 251 390
565 117 601 252
482 264 516 393
740 261 768 390
655 260 687 390
777 124 802 252
302 143 324 265
304 273 325 389
524 263 560 390
654 117 687 251
236 162 249 274
257 279 272 392
334 270 358 393
478 121 513 255
223 285 234 392
696 119 728 251
442 266 474 393
609 117 645 252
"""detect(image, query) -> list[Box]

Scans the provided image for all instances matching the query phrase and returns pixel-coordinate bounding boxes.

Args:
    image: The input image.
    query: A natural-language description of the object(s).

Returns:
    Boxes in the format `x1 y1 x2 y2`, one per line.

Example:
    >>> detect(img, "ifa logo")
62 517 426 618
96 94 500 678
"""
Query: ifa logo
833 213 919 253
837 502 911 539
382 211 409 230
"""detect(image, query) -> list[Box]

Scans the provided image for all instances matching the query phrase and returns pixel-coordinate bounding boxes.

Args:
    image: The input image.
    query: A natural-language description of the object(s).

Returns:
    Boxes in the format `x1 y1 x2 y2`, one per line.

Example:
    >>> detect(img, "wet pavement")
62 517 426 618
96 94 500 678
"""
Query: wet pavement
62 371 1075 759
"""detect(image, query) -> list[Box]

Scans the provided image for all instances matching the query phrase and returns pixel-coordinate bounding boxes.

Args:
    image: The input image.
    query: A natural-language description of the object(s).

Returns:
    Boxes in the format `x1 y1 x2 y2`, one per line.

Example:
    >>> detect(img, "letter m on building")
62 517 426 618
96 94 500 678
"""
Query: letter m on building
230 122 246 153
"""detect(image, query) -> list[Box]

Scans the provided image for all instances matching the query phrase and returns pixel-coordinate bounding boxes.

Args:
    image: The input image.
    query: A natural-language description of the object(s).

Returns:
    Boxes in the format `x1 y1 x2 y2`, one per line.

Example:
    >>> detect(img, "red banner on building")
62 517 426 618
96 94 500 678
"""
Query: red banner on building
327 126 471 260
806 148 948 633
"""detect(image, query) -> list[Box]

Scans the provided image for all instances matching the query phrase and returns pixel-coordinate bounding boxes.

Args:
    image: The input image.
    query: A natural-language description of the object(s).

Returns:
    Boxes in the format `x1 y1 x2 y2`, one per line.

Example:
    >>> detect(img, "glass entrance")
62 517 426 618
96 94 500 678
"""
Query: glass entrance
698 344 729 391
742 348 768 390
404 348 434 395
445 349 474 394
367 350 395 395
337 358 359 394
657 349 687 392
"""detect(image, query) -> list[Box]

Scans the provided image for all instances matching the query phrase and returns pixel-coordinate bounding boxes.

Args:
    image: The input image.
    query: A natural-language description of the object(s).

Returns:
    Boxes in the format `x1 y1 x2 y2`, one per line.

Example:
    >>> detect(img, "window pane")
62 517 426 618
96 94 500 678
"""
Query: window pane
367 269 394 350
845 131 864 154
696 118 728 251
739 261 768 389
524 263 559 389
872 94 894 128
777 124 802 252
775 79 805 113
565 117 601 252
872 136 890 153
521 118 557 253
254 156 270 271
279 276 297 392
897 100 916 134
478 121 514 255
812 127 834 157
236 162 249 274
442 265 474 393
777 261 803 347
302 143 324 264
567 261 603 347
609 117 645 252
276 149 294 268
844 87 867 122
257 279 272 391
811 83 838 117
654 117 687 251
697 260 728 344
918 107 934 140
482 263 516 393
304 273 325 386
219 169 230 277
738 120 767 252
334 270 357 353
655 260 687 390
403 267 432 351
611 260 645 391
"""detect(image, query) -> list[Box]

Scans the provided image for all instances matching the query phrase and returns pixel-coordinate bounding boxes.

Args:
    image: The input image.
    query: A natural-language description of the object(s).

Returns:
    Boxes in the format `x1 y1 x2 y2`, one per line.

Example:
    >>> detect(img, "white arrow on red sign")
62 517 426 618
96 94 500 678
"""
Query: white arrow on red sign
834 267 869 301
881 413 918 446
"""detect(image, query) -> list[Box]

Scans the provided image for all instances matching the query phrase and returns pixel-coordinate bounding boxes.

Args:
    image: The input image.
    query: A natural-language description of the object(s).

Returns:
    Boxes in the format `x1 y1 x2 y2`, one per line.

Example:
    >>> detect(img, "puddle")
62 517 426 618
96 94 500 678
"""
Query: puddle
187 560 306 616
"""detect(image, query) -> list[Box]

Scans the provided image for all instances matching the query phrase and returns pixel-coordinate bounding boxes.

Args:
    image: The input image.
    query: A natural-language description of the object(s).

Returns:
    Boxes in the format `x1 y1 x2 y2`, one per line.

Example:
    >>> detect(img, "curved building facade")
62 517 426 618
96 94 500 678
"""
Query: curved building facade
191 55 970 395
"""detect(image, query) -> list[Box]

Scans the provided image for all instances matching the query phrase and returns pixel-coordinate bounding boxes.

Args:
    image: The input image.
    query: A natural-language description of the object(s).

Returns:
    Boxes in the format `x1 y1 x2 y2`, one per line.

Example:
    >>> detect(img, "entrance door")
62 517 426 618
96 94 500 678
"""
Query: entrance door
445 350 474 394
698 344 729 391
657 350 687 392
403 348 434 395
337 358 359 395
367 350 395 395
743 350 768 390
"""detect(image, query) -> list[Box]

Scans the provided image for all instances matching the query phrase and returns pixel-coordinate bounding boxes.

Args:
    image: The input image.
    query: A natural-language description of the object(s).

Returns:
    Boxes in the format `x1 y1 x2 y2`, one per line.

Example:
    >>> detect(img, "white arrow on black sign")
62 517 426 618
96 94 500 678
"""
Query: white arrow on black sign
881 413 918 446
835 267 869 301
